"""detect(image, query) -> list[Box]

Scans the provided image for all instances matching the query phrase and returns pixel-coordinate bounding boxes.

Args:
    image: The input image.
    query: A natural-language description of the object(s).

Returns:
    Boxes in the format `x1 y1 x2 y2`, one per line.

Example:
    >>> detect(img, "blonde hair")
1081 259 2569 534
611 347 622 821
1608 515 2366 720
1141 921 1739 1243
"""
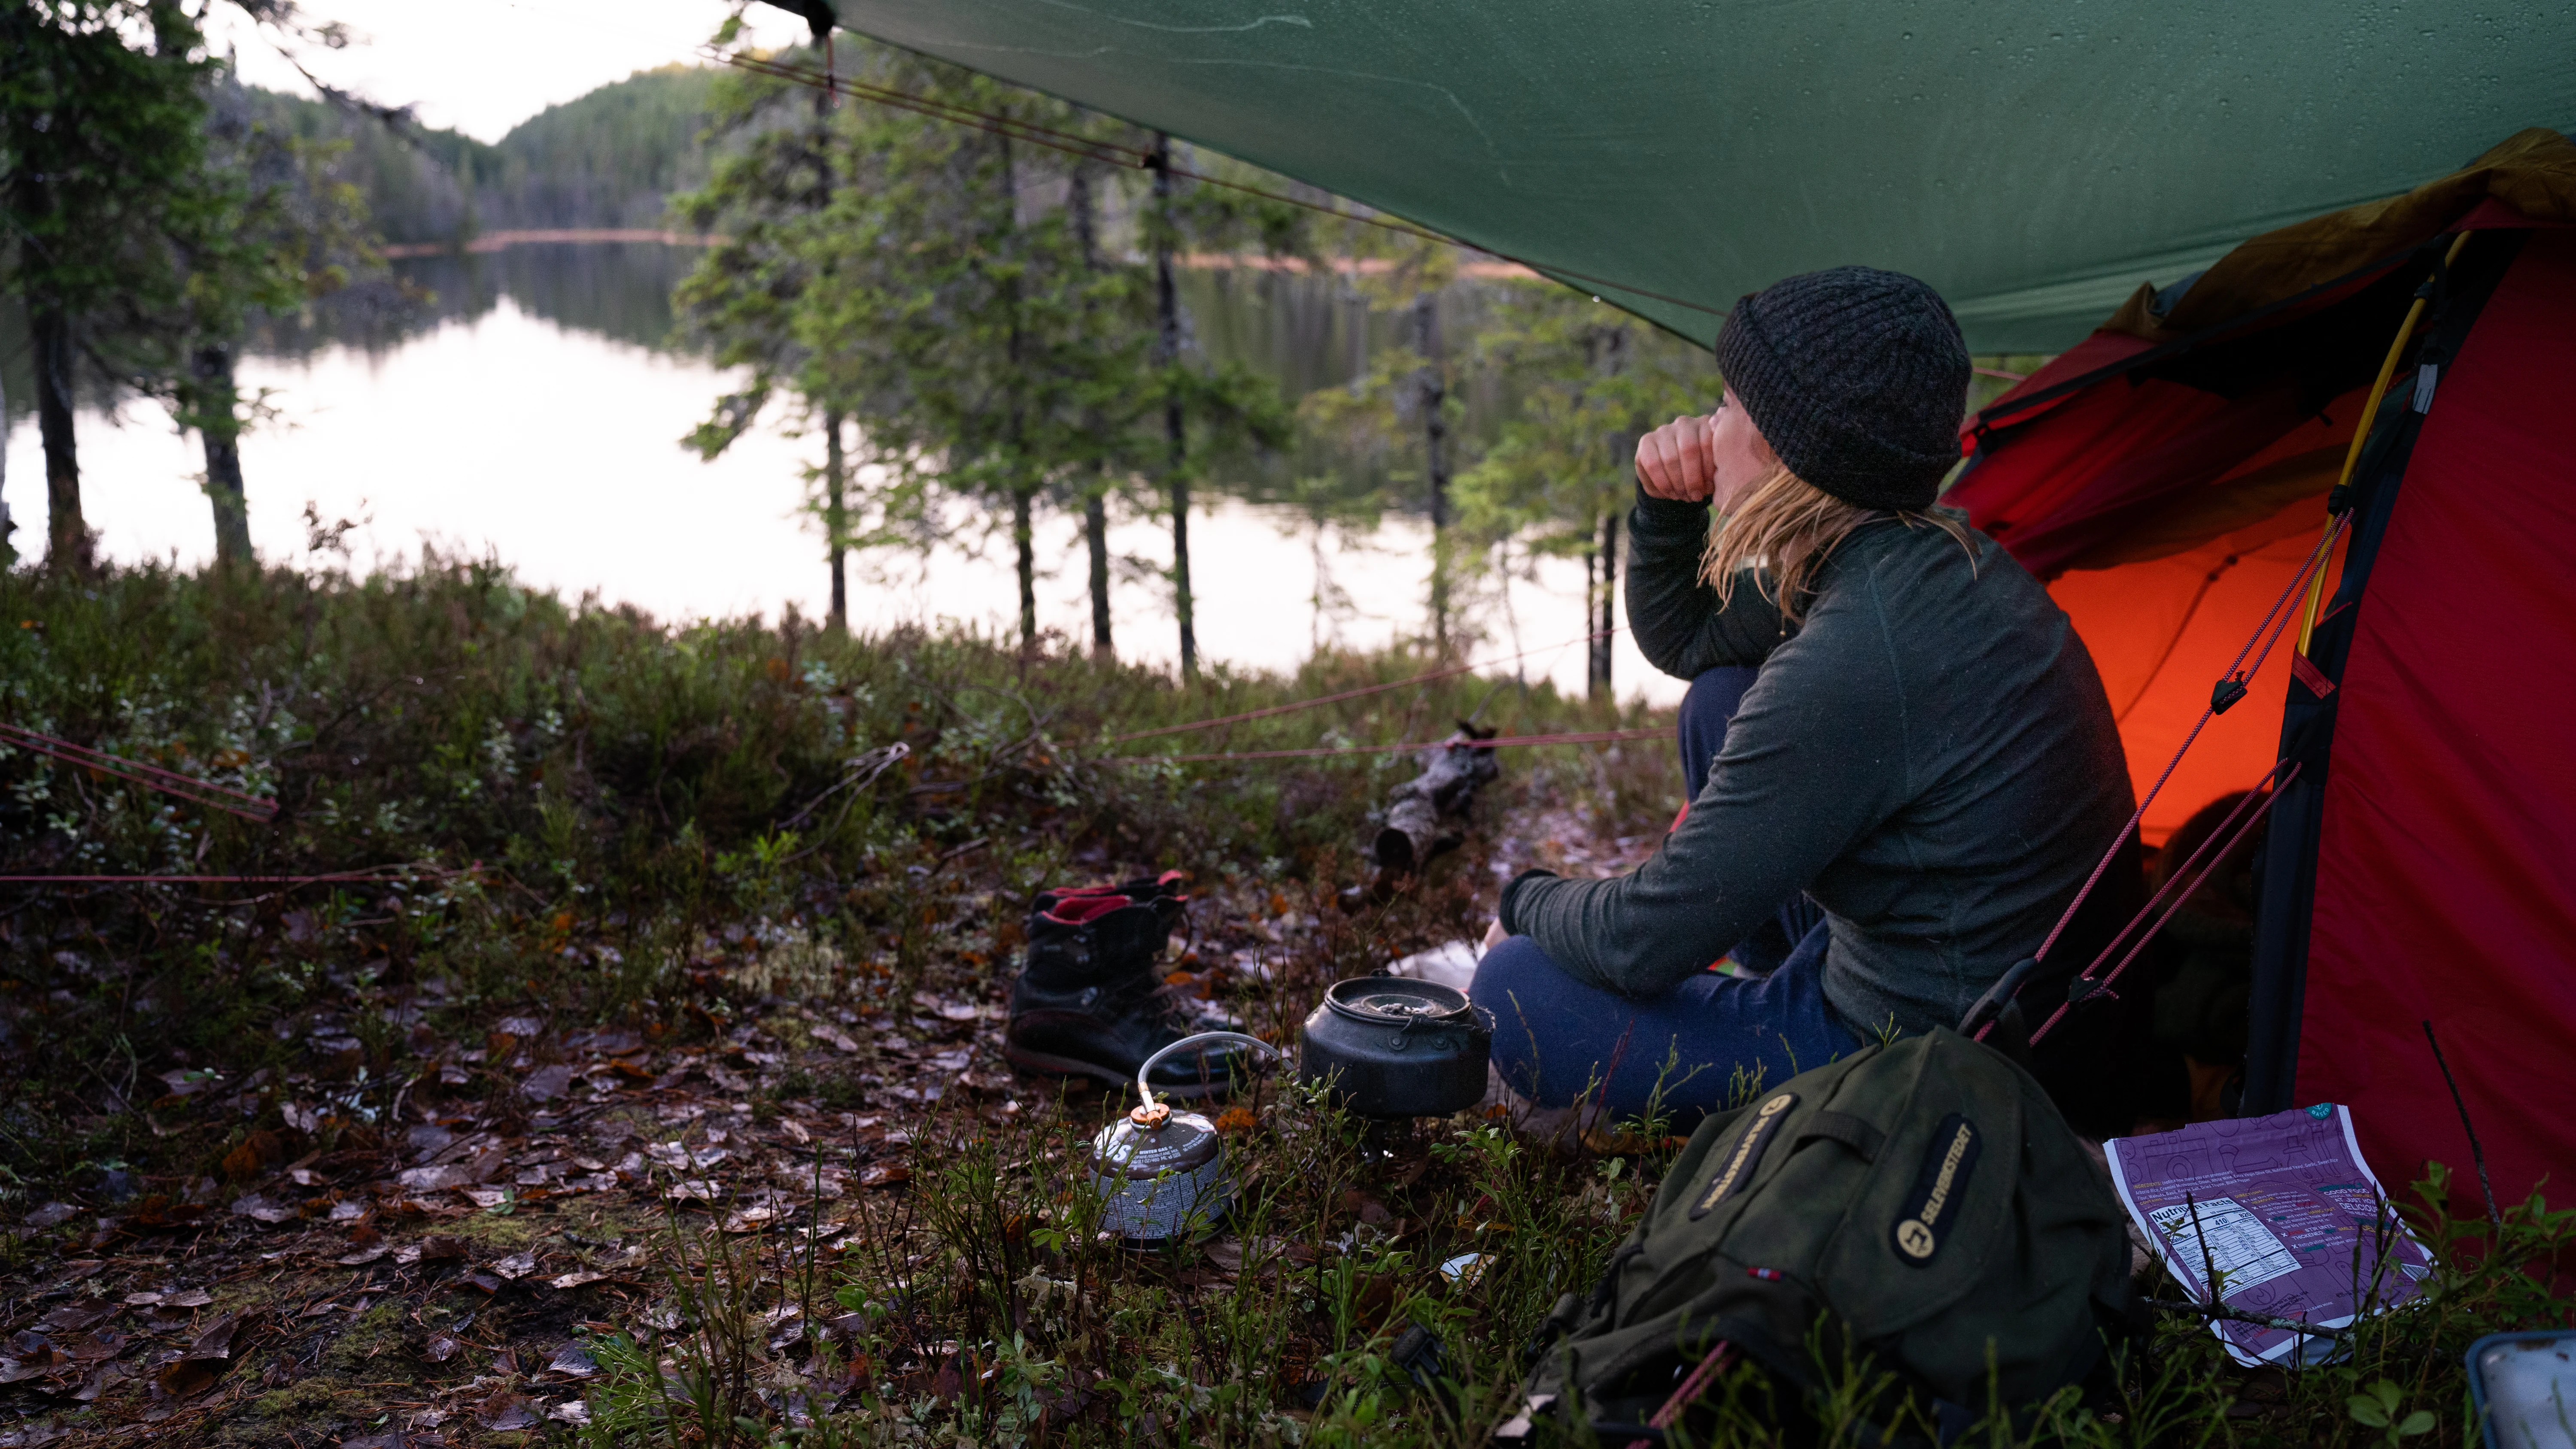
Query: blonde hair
1700 465 1977 625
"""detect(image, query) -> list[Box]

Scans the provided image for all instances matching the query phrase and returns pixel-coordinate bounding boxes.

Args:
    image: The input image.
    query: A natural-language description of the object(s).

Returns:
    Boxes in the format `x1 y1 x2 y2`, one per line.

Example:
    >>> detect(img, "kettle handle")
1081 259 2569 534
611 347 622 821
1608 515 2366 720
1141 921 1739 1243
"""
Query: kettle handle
1136 1031 1281 1111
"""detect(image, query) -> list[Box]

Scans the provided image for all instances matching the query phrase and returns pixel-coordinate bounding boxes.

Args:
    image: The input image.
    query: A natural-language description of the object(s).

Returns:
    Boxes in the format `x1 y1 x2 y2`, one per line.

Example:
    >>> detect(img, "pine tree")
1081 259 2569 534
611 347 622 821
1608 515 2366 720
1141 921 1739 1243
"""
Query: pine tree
674 24 891 629
170 71 378 565
1297 239 1473 653
0 0 213 572
1140 134 1308 676
0 3 371 570
682 28 1294 658
1452 287 1717 695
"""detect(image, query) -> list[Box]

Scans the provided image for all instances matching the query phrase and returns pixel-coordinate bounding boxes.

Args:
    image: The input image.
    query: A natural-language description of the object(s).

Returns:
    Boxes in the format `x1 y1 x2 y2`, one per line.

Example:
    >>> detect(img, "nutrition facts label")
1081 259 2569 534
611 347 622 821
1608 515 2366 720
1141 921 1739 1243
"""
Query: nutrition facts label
2148 1197 2303 1297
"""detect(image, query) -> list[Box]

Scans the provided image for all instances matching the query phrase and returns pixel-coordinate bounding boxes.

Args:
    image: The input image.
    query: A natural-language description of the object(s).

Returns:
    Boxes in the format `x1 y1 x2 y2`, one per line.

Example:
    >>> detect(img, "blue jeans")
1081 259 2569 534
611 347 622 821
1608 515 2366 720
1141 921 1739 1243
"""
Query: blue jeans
1474 919 1859 1121
1470 667 1859 1123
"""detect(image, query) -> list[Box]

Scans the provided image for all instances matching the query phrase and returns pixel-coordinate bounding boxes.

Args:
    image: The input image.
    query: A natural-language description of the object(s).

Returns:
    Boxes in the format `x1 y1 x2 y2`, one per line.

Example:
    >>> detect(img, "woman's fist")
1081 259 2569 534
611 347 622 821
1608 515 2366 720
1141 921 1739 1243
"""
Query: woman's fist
1636 413 1719 501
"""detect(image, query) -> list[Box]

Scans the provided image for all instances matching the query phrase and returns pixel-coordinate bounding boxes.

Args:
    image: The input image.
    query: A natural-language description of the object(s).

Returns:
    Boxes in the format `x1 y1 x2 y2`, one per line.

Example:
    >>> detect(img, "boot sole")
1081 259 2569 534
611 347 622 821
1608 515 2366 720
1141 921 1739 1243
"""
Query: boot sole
1002 1042 1238 1101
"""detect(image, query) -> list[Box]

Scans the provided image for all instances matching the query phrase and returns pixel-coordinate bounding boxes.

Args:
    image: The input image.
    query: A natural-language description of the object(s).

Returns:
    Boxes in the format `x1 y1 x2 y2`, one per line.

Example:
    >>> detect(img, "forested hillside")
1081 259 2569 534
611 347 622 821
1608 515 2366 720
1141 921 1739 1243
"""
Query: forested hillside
253 65 718 245
483 64 720 229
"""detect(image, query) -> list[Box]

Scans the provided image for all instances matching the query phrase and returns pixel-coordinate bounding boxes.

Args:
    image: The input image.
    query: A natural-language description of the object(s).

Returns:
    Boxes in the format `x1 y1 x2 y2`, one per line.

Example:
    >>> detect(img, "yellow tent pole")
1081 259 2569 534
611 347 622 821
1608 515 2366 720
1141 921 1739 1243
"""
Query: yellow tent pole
2296 230 2476 656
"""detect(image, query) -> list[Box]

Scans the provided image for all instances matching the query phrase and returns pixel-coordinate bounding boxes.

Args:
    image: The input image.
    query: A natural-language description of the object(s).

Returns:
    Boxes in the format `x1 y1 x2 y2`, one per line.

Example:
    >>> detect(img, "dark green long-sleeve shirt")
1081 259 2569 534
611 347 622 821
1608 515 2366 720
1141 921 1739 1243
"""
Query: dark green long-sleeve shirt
1500 490 2135 1036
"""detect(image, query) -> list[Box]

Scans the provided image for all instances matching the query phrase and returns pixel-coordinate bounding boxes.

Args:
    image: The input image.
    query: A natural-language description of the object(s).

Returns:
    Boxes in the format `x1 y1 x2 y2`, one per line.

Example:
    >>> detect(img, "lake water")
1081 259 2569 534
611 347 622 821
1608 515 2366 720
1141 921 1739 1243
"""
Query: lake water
2 243 1686 703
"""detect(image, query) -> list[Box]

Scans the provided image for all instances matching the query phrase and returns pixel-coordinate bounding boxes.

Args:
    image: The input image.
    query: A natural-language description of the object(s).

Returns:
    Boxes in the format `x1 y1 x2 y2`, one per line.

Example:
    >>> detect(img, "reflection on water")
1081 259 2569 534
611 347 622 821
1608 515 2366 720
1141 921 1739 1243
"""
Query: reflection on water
261 242 708 359
1179 265 1379 402
2 242 1684 703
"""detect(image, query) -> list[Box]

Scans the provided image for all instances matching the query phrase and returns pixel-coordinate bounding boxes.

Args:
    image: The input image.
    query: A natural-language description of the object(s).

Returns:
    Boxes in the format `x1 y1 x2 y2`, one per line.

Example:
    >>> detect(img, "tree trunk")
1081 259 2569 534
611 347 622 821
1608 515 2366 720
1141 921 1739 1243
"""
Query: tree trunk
1589 327 1634 697
191 344 253 567
1412 291 1451 653
0 360 14 568
815 45 847 634
1591 509 1619 698
993 132 1039 650
1013 486 1038 646
823 408 849 631
1583 540 1597 679
1069 166 1115 660
31 304 87 575
1151 132 1197 679
1084 481 1112 657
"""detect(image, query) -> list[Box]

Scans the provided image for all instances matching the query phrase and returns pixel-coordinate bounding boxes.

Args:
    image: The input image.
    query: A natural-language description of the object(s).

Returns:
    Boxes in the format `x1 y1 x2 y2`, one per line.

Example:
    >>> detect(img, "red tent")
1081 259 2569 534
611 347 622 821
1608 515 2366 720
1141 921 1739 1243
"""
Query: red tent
1950 130 2576 1205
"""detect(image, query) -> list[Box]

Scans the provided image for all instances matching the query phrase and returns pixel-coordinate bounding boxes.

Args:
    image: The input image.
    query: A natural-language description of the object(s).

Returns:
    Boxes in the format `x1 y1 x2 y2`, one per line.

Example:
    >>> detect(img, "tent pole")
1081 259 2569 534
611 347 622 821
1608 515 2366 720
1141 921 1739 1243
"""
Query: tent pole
2296 230 2475 655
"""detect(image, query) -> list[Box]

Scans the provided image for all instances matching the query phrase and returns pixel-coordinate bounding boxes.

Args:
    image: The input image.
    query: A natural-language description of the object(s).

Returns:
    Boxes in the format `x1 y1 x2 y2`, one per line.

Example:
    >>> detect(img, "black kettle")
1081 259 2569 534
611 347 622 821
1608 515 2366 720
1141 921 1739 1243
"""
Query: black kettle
1297 976 1495 1118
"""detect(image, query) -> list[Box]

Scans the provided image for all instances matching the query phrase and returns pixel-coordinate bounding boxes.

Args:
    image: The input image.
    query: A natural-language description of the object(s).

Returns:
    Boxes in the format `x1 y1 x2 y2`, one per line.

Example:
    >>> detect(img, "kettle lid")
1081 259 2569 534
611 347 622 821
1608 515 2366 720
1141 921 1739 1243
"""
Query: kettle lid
1322 976 1474 1027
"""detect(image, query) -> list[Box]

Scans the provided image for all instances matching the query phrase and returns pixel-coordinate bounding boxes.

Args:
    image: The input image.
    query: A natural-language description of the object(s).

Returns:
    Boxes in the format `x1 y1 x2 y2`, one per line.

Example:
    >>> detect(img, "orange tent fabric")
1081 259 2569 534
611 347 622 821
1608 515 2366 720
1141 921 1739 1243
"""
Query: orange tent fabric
2044 502 2343 845
1949 130 2576 843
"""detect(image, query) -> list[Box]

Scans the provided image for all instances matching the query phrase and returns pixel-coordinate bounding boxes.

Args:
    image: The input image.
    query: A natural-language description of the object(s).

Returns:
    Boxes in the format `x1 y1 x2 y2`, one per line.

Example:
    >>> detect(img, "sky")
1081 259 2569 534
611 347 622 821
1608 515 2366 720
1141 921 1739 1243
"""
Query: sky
208 0 808 142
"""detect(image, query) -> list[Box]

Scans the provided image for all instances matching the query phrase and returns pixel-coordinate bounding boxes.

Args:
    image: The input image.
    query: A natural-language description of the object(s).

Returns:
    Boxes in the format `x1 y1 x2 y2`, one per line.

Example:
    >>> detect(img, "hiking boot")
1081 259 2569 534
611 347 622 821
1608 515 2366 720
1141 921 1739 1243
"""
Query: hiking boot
1021 877 1189 983
1005 881 1251 1097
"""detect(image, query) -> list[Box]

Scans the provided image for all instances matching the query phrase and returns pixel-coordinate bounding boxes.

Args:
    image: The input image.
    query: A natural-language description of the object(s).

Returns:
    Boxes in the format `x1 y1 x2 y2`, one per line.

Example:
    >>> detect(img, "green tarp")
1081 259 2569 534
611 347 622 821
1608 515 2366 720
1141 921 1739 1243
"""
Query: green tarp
820 1 2576 352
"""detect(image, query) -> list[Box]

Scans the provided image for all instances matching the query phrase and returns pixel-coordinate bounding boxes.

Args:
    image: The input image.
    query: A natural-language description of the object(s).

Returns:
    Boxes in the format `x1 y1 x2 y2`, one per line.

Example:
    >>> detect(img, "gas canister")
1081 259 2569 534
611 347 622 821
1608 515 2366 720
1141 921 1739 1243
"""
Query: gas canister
1087 1030 1277 1246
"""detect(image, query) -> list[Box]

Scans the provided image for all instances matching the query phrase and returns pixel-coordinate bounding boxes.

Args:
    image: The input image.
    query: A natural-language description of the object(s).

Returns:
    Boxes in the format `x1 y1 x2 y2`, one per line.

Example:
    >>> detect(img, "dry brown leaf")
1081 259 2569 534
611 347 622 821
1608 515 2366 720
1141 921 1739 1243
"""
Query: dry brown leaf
228 1194 295 1225
419 1333 464 1364
33 1304 113 1336
152 1315 246 1400
479 1391 541 1431
185 1314 242 1360
522 1063 574 1101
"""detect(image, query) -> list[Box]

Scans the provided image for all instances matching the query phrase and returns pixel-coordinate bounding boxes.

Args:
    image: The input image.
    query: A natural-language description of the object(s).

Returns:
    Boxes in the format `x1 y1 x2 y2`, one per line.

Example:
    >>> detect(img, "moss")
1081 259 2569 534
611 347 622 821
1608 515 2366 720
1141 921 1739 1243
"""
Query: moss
442 1207 544 1248
322 1300 413 1375
244 1378 346 1422
222 1378 367 1449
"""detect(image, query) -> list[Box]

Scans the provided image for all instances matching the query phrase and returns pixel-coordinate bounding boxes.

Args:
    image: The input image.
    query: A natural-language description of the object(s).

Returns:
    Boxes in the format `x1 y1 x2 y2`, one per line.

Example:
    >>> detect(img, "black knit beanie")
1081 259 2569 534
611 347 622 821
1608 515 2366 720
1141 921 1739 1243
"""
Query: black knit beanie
1714 266 1970 512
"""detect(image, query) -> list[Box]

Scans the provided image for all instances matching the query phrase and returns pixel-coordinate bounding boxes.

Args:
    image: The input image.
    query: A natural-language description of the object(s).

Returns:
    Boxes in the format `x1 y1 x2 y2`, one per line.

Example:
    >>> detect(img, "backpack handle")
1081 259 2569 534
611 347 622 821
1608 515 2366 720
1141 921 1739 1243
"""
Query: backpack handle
1795 1110 1885 1161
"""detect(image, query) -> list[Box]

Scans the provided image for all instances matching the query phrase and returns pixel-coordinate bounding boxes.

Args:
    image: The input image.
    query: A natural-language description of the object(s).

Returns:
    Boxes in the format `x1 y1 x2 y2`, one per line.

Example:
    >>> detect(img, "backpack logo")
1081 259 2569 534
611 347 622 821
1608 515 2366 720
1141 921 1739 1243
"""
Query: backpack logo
1891 1113 1981 1265
1688 1092 1797 1220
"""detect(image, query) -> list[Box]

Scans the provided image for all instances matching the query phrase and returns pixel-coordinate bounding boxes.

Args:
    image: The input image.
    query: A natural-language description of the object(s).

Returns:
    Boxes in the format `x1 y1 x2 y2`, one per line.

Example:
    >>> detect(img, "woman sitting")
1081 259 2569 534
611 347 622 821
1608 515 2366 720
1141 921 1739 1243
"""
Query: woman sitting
1473 266 2138 1129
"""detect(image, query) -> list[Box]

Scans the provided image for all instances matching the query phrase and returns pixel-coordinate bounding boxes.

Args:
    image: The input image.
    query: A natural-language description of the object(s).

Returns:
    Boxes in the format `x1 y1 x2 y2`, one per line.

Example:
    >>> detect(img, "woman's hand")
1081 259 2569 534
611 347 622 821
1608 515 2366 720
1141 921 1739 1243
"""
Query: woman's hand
1480 917 1510 955
1636 412 1719 501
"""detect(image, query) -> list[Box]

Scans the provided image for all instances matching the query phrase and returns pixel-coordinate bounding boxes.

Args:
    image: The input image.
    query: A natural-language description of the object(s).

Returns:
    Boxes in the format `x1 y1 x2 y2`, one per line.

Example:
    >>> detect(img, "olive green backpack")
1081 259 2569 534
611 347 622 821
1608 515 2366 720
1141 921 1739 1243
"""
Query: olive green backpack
1498 1029 2134 1442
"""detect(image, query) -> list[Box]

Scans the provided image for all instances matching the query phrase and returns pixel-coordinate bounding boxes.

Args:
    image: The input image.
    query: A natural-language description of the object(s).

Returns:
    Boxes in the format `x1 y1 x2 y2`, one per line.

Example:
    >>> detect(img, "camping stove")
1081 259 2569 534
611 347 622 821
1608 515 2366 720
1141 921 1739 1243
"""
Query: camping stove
1088 1031 1278 1245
